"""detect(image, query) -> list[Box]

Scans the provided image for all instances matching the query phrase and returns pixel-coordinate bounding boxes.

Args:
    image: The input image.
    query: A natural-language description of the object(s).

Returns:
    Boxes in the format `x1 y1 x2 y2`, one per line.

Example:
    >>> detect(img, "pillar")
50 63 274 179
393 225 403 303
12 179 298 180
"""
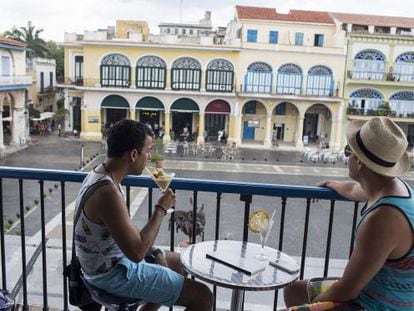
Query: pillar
163 112 171 144
295 115 305 148
264 114 272 147
232 114 242 145
197 113 205 144
130 109 136 121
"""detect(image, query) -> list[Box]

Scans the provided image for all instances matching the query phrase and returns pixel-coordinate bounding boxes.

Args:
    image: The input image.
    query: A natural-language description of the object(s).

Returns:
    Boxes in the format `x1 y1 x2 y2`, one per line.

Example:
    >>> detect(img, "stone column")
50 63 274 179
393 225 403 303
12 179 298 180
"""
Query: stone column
64 89 72 131
129 109 136 121
11 91 25 146
163 112 171 144
295 115 305 148
232 114 242 145
197 113 205 144
264 114 272 147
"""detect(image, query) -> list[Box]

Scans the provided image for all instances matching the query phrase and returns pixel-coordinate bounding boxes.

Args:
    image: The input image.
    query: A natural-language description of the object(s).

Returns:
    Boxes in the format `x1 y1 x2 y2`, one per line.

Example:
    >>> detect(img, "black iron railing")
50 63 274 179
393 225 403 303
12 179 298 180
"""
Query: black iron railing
0 166 358 310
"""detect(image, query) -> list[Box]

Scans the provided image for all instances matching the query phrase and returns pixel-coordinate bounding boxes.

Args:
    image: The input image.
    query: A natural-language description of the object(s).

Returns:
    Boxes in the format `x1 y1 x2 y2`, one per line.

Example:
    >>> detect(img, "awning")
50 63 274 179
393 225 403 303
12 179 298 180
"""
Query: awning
101 95 130 109
205 100 231 115
30 112 55 121
170 98 199 112
136 97 164 111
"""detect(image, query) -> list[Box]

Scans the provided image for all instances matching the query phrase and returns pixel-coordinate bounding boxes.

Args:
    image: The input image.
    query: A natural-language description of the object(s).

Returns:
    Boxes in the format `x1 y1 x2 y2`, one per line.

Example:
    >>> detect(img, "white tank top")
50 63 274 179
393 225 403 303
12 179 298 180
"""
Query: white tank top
74 168 125 276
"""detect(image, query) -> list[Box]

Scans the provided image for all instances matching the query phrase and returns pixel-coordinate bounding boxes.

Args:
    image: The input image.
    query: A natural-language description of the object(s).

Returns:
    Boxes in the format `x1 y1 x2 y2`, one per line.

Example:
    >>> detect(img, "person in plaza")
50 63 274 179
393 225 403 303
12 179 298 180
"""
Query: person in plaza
58 123 62 137
74 119 213 311
284 117 414 310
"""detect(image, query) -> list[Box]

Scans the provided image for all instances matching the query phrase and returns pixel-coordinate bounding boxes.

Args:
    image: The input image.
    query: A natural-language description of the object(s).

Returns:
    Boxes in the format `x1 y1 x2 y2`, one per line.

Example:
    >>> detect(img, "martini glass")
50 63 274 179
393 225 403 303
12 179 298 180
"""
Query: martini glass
145 166 175 192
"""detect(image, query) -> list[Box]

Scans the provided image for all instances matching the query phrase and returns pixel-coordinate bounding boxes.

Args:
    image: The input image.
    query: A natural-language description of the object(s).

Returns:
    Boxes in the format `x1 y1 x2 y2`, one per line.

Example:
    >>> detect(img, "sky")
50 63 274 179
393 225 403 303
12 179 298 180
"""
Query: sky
1 0 413 42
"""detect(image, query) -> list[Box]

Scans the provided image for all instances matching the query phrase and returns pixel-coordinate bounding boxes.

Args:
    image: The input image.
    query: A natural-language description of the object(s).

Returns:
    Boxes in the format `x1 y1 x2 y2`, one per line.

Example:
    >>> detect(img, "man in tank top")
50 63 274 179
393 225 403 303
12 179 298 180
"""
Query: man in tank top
283 117 414 310
74 119 212 311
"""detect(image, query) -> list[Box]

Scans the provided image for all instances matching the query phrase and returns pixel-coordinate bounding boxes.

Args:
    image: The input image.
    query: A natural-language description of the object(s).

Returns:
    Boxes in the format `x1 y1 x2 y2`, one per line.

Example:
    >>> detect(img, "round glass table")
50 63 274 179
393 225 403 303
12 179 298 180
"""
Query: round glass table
180 240 300 311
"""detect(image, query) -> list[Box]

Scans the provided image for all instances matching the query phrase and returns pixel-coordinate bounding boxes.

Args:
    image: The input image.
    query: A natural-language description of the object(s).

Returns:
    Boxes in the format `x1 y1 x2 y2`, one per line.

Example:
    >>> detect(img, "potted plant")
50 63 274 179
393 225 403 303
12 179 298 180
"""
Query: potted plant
151 152 165 168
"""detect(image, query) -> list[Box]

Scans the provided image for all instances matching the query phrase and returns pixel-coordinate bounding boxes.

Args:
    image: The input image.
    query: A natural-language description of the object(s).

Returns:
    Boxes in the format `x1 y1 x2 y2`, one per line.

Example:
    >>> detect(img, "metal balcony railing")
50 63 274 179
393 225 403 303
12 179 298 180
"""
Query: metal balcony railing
0 166 359 310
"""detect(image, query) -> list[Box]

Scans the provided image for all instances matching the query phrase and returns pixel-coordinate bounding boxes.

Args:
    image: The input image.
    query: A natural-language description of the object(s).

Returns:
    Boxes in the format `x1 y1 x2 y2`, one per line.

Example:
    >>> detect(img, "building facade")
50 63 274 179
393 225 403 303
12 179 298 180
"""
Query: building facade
27 57 58 113
59 6 414 150
0 36 32 153
331 13 414 147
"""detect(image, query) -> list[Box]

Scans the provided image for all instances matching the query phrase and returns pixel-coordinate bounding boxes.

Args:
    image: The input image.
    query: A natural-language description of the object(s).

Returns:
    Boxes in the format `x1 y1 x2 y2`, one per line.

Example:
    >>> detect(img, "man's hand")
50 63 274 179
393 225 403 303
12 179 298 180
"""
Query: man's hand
157 188 176 211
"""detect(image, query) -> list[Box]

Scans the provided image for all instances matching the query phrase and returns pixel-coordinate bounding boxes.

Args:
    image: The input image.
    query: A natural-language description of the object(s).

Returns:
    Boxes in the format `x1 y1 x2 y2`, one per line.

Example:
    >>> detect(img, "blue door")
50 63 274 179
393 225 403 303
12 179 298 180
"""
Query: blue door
243 121 255 140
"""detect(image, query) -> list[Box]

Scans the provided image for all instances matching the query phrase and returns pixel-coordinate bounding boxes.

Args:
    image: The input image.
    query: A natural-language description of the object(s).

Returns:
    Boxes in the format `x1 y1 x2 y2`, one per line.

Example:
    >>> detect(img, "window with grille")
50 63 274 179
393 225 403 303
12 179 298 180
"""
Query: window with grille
136 56 166 89
306 65 333 96
171 57 201 91
100 54 131 88
206 59 234 92
244 62 273 93
276 63 303 95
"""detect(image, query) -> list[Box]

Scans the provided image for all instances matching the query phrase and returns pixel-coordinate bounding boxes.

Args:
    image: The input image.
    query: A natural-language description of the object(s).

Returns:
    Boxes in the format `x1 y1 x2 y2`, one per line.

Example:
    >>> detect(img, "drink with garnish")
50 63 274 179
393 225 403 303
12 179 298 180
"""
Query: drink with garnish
249 210 275 261
145 166 175 192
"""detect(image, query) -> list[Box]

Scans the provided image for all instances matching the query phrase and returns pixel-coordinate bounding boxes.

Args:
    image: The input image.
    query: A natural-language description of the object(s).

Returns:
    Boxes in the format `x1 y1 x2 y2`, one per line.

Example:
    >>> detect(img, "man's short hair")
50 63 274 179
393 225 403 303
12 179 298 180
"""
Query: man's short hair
106 119 153 158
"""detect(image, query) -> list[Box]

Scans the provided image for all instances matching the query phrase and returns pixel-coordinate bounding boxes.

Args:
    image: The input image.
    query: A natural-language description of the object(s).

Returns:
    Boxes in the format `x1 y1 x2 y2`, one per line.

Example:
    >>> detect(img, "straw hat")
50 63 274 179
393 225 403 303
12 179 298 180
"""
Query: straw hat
346 117 410 177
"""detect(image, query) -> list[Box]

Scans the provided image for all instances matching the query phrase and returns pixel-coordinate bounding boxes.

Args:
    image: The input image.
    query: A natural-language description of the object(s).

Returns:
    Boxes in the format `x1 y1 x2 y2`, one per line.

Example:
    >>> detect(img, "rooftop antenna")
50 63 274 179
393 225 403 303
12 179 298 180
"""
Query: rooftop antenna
180 0 183 23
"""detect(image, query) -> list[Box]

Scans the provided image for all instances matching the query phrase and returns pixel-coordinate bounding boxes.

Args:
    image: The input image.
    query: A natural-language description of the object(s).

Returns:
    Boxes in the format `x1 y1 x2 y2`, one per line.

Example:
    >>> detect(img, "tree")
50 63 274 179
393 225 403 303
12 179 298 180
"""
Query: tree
3 21 48 58
46 41 64 78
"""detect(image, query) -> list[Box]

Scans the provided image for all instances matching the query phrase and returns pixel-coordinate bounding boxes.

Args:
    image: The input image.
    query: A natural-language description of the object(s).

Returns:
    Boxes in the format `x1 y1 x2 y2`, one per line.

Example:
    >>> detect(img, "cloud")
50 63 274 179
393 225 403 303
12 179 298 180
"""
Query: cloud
1 0 413 42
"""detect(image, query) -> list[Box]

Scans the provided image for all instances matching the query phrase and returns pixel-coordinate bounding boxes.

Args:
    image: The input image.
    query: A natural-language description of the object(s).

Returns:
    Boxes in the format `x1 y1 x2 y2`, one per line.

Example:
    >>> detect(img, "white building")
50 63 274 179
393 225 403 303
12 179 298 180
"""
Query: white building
0 36 32 154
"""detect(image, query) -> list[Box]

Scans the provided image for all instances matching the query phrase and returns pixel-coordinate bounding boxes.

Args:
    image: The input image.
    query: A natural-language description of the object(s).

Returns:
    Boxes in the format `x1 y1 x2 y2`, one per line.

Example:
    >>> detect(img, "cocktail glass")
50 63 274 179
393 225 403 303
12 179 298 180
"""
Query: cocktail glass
145 166 175 192
249 210 275 261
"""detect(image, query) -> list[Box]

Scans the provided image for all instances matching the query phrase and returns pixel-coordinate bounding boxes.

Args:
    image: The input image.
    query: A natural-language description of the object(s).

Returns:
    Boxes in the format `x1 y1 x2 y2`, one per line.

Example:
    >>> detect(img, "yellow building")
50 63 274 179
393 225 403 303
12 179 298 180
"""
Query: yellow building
331 12 414 148
59 6 414 151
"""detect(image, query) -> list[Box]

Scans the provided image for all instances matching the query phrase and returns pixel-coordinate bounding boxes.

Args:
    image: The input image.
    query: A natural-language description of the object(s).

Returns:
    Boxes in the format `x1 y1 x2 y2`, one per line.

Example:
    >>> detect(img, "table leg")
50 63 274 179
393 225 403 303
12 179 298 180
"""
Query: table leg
230 289 245 311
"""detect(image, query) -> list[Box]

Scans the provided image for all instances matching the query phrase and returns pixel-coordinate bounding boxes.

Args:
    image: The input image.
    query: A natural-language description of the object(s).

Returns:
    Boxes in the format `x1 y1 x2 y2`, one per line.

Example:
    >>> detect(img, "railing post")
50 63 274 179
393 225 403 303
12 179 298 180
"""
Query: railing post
240 194 252 242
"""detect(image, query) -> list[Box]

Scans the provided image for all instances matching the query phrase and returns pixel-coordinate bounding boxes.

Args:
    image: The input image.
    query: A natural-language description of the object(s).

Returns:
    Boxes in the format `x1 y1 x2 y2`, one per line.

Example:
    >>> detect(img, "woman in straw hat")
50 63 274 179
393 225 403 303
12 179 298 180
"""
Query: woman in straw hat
283 117 414 311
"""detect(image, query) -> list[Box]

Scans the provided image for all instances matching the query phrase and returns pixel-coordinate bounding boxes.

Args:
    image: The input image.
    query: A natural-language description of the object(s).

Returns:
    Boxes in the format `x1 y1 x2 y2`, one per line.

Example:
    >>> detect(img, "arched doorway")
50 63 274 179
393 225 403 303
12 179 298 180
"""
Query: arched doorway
136 96 165 136
303 104 332 146
241 100 266 142
170 98 199 141
101 95 129 128
271 102 299 143
205 100 231 141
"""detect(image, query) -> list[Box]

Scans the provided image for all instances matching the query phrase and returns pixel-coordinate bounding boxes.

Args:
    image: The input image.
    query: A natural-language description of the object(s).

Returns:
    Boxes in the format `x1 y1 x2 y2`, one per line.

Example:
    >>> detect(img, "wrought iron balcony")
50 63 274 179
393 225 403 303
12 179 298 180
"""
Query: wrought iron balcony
0 166 357 310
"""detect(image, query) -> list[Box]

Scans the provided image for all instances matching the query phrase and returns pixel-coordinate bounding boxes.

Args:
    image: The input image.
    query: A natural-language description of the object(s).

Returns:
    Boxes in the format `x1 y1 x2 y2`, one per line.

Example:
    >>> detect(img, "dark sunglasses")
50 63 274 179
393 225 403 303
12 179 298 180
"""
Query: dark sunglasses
344 145 352 157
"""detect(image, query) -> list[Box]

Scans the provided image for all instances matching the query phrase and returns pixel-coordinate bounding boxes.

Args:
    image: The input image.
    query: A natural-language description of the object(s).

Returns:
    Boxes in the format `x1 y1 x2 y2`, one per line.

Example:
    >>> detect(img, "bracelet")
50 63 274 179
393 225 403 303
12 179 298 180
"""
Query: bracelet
155 204 167 215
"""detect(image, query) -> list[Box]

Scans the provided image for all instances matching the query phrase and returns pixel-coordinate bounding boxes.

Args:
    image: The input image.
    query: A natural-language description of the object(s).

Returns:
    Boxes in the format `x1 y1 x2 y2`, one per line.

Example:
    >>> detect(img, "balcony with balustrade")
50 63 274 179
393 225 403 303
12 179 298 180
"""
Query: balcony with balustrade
0 75 32 91
346 60 414 85
0 166 358 310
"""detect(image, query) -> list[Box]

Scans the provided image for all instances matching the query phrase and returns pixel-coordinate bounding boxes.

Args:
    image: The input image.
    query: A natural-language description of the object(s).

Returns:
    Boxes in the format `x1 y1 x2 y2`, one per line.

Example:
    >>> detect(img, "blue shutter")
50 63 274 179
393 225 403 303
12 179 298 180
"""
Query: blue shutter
247 29 258 42
269 31 278 44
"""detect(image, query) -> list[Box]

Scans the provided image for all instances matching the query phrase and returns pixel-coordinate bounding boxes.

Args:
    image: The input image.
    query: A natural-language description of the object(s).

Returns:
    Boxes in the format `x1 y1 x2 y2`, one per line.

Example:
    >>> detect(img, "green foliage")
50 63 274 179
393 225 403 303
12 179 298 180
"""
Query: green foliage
29 105 41 118
3 21 49 58
376 101 391 116
46 41 64 77
56 96 64 110
150 152 164 163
